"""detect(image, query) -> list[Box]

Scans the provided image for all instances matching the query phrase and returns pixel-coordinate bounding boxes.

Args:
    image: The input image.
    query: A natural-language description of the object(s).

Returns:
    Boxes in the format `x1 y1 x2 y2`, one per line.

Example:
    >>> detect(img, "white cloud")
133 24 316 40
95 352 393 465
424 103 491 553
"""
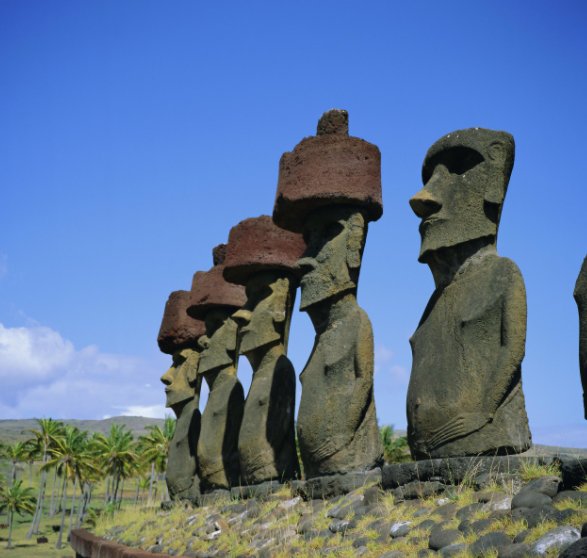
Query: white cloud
374 344 394 374
114 404 168 419
0 322 171 420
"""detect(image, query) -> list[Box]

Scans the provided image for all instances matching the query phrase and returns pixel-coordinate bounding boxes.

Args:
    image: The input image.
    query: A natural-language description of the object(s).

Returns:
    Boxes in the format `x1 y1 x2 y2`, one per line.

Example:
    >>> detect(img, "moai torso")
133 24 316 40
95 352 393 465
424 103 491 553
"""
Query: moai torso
407 128 531 459
198 365 244 489
574 255 587 419
297 298 382 477
408 253 530 458
167 390 202 502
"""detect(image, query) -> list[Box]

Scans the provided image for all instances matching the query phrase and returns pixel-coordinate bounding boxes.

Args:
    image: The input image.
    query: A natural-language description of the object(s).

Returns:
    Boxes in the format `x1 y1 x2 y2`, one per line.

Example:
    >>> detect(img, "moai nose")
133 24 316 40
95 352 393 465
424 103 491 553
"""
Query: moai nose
232 309 252 326
409 189 442 219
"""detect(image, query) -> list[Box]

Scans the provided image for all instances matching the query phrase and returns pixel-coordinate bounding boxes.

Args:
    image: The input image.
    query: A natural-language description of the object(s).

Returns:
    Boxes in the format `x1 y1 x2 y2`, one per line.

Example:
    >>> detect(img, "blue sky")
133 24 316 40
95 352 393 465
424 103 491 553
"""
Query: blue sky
1 2 586 448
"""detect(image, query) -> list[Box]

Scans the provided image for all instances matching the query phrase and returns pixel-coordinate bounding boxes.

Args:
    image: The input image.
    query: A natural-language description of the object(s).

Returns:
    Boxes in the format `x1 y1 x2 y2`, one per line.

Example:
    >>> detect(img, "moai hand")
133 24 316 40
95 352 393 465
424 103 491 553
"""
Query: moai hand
157 290 205 503
407 128 531 459
273 110 384 478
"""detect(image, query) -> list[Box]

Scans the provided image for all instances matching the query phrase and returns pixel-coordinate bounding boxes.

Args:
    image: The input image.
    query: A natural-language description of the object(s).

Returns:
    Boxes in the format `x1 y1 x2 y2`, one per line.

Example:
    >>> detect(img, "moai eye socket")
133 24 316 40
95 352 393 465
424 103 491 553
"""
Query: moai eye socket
423 147 485 184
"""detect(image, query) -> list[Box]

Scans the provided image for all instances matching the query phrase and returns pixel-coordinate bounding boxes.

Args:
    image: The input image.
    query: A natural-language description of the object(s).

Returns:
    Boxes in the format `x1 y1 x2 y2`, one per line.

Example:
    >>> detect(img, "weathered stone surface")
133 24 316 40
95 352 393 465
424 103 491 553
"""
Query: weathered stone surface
438 543 468 557
297 469 382 500
390 521 412 538
470 532 512 556
382 456 555 490
187 252 246 321
561 456 587 490
231 481 282 501
529 526 581 555
158 290 206 355
554 491 587 506
429 529 461 550
560 537 587 558
519 475 561 498
223 215 305 285
282 196 383 477
395 481 445 501
230 264 300 483
575 255 587 419
273 109 382 233
407 128 531 459
511 490 552 509
497 543 530 558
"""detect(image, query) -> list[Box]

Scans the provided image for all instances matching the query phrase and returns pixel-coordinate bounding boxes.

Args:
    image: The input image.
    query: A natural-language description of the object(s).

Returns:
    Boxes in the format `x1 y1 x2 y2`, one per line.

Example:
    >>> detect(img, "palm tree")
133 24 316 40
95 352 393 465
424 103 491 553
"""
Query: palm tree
92 424 138 506
0 480 37 549
380 424 411 464
3 442 29 482
41 426 98 549
137 417 175 502
25 417 64 538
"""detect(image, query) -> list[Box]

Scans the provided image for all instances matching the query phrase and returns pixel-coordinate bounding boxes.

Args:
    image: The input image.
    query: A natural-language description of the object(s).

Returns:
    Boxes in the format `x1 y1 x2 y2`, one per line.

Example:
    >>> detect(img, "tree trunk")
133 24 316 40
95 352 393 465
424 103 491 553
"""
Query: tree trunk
133 479 140 505
49 467 58 517
6 511 14 549
67 475 78 542
11 461 16 482
57 474 65 512
29 462 33 487
148 462 155 502
113 468 121 504
104 475 110 505
118 476 125 510
55 478 68 549
27 446 47 538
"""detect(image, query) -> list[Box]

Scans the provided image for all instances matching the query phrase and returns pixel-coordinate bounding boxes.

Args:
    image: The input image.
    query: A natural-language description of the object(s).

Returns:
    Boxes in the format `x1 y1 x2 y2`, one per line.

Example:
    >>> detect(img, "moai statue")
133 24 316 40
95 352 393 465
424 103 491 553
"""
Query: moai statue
223 215 304 484
407 128 532 459
273 109 384 478
158 290 205 503
187 244 247 490
574 256 587 419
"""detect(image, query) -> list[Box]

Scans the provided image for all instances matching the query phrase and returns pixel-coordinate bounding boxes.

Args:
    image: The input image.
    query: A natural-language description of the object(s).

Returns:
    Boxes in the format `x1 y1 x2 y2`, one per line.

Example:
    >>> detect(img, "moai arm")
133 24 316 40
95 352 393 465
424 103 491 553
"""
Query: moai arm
575 256 587 419
428 262 526 451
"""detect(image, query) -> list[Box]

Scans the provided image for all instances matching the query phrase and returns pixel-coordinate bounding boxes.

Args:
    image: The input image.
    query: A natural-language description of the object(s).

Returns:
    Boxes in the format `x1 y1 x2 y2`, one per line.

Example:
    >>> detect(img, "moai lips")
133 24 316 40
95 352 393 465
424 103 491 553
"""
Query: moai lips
158 289 204 503
407 127 531 459
188 244 246 490
224 216 303 484
273 109 383 233
272 110 384 479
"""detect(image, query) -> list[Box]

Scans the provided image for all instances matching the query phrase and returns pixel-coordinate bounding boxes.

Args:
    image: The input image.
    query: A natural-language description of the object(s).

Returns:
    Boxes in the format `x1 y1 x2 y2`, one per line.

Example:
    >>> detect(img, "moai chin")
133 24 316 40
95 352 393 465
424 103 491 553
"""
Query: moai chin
273 109 384 478
187 245 247 490
407 127 532 459
158 290 206 503
223 215 304 484
574 256 587 419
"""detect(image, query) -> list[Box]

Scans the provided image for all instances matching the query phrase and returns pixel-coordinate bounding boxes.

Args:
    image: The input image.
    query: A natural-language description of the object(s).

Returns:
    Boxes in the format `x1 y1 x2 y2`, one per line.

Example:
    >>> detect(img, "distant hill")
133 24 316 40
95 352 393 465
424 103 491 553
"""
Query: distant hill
0 416 167 444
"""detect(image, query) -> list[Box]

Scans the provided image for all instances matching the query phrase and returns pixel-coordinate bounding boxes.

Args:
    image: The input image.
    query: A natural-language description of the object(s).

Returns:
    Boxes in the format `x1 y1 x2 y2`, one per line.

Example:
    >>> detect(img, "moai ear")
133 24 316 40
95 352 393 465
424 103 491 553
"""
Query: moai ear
485 141 507 206
346 211 366 270
224 318 238 352
186 350 200 383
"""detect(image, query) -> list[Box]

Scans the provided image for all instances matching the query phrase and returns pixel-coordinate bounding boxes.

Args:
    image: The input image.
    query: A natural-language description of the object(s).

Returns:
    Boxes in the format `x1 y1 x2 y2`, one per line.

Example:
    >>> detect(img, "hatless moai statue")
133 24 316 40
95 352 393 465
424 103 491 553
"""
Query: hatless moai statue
407 128 531 459
223 215 304 484
273 110 384 478
187 245 247 490
574 256 587 419
158 290 205 503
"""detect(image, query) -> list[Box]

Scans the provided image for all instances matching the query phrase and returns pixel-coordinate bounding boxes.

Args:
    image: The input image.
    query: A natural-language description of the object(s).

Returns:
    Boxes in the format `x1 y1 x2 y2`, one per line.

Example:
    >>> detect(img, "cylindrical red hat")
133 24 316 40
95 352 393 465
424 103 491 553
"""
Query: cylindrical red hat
158 290 206 355
223 215 306 286
273 109 383 233
187 244 246 320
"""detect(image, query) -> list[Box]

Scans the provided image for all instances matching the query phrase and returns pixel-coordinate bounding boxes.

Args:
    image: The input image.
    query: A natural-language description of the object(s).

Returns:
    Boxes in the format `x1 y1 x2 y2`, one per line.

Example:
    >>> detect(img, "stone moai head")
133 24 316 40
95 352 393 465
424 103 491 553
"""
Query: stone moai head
187 245 246 376
223 215 305 354
158 290 206 413
410 128 515 263
273 109 382 310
